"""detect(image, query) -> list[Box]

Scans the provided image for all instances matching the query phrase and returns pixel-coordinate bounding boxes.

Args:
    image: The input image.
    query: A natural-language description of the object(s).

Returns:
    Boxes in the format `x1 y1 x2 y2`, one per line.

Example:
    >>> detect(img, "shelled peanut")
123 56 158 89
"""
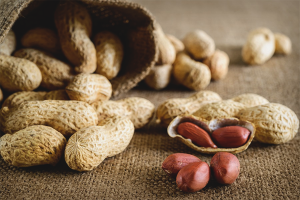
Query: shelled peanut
242 28 292 65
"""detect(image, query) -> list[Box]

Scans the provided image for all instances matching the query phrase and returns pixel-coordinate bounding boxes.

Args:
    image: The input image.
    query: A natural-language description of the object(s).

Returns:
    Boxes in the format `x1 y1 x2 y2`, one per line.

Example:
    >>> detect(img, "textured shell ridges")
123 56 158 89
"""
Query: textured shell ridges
236 103 299 144
0 125 66 167
1 100 98 137
2 91 47 108
231 93 269 108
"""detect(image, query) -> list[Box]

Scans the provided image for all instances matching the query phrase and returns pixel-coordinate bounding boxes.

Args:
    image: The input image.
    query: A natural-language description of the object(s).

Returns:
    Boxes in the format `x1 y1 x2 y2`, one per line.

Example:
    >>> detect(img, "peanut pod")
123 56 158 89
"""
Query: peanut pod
0 30 16 56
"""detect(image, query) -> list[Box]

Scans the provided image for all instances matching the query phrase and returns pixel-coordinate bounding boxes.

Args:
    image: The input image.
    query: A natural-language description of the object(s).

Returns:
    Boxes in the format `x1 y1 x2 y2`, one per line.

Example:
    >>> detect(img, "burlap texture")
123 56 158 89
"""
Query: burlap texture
0 0 299 199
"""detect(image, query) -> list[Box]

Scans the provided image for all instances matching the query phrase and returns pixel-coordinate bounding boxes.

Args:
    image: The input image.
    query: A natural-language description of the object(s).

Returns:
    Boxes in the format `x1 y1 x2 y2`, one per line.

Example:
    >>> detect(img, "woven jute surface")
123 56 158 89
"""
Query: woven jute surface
1 0 299 199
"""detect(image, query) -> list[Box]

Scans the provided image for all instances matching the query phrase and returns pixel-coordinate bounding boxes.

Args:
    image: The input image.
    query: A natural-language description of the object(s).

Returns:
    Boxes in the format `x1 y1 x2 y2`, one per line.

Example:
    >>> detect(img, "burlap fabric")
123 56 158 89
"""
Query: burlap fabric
0 0 299 199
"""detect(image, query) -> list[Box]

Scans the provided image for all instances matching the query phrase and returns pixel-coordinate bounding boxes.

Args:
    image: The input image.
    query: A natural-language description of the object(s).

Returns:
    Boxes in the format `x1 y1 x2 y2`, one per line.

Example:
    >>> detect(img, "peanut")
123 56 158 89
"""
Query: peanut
156 90 222 128
144 64 172 90
203 50 229 81
183 30 215 60
242 28 275 65
14 48 74 90
2 91 47 108
0 125 66 167
0 88 3 103
54 1 96 73
65 116 134 171
93 31 124 80
66 73 112 104
0 54 42 92
177 122 217 148
155 22 176 65
44 90 69 100
21 28 61 55
236 103 299 144
0 30 16 56
274 33 292 55
162 153 201 177
165 34 184 53
0 100 98 137
231 93 269 107
193 100 245 121
173 52 211 91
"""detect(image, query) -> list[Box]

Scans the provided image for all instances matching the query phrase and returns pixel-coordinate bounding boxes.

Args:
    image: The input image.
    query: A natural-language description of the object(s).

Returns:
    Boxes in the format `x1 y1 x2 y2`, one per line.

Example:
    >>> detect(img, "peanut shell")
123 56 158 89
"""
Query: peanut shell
274 33 292 55
44 90 69 100
144 64 172 90
0 30 16 56
0 125 66 167
165 34 184 53
0 88 3 103
168 115 255 154
0 100 98 137
65 116 134 171
0 54 42 92
231 93 269 107
2 91 47 108
236 103 299 144
203 50 229 81
66 73 112 104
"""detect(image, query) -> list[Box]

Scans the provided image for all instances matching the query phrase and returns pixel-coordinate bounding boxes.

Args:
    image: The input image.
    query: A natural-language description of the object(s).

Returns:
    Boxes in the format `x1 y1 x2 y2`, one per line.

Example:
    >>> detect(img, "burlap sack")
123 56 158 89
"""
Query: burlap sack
0 0 158 97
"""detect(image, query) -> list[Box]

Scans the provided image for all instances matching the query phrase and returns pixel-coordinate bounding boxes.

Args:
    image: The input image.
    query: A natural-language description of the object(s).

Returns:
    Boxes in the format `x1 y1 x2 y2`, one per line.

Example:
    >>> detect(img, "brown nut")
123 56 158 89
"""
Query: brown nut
168 115 255 154
210 152 240 184
162 153 201 177
176 161 210 192
211 126 250 148
177 122 217 148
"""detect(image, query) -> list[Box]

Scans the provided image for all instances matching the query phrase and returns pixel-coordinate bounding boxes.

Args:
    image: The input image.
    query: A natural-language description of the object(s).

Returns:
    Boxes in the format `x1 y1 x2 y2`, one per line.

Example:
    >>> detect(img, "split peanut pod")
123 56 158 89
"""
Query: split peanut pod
236 103 299 144
231 93 269 107
2 91 47 108
144 64 172 90
21 28 61 55
14 48 74 90
65 116 134 172
54 1 96 73
0 54 42 92
242 28 275 65
0 100 98 137
173 52 211 91
156 90 222 128
193 100 246 121
0 30 16 56
0 125 66 167
66 73 112 104
168 115 255 154
94 31 124 80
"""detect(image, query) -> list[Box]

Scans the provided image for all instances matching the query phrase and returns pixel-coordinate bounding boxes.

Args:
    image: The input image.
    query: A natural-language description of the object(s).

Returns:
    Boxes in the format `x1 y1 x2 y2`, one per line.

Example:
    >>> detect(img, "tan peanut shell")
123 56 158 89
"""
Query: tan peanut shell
14 48 74 90
91 100 131 124
144 64 172 90
168 115 255 154
0 125 66 167
0 100 98 137
193 100 245 121
65 116 134 172
155 23 176 65
242 28 275 65
0 54 42 92
173 52 211 91
118 97 155 129
44 90 69 100
2 91 47 108
21 28 61 55
274 33 292 55
0 88 3 103
0 30 16 56
231 93 269 107
54 1 96 73
203 50 229 81
93 31 123 80
156 90 222 128
166 34 184 53
236 103 299 144
183 30 215 60
66 73 112 104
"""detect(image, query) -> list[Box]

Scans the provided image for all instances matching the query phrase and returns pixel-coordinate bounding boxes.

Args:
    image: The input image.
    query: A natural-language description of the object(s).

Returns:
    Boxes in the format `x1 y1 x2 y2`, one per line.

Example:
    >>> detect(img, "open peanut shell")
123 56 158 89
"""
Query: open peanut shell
167 115 255 154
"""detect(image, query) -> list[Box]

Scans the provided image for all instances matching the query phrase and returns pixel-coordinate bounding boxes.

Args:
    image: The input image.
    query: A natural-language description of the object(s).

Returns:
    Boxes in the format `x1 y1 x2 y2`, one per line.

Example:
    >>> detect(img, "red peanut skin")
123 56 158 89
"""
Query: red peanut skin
210 152 240 184
176 161 210 192
177 122 217 148
211 126 250 148
162 153 201 177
